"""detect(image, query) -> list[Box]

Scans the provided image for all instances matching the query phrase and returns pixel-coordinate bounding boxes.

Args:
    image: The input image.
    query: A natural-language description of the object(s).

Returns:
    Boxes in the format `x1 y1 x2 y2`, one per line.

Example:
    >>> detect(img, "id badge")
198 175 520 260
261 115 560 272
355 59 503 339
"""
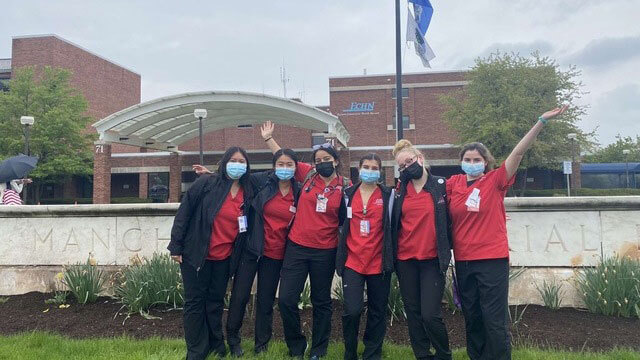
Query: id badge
465 188 481 212
316 196 328 213
346 207 353 219
238 215 248 233
360 220 370 237
289 205 297 213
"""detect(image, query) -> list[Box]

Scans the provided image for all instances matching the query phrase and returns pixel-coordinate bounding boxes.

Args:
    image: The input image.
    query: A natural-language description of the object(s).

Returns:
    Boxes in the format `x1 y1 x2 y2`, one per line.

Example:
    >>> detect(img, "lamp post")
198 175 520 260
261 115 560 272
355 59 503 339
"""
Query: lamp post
567 133 577 196
20 116 35 203
193 109 207 166
623 149 631 188
20 116 35 156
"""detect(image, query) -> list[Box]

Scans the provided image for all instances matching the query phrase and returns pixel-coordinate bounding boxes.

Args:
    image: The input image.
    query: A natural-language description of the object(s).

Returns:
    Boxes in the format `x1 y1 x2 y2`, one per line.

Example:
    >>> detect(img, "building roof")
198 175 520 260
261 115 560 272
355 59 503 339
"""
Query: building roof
581 163 640 173
93 91 350 152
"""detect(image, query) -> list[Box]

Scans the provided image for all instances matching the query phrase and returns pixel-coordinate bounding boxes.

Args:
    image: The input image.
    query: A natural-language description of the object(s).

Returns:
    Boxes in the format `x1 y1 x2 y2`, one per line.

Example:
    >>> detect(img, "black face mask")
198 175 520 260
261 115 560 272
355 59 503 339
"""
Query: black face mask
400 160 423 182
316 161 335 177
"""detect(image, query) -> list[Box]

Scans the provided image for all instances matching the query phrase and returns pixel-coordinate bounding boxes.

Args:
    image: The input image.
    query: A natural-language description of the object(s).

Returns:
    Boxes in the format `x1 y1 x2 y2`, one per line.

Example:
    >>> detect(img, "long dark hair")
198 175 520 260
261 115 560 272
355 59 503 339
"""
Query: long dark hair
272 148 299 167
459 142 496 170
218 146 252 197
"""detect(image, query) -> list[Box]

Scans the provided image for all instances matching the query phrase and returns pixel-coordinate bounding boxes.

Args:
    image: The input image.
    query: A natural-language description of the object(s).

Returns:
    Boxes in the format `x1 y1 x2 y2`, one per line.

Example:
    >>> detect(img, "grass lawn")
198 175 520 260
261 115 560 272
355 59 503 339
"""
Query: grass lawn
1 332 639 360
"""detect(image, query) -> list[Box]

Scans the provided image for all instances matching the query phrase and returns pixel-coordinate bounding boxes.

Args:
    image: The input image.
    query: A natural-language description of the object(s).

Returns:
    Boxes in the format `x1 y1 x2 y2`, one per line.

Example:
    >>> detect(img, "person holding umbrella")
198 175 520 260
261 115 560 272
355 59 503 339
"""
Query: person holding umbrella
0 179 32 205
0 154 38 205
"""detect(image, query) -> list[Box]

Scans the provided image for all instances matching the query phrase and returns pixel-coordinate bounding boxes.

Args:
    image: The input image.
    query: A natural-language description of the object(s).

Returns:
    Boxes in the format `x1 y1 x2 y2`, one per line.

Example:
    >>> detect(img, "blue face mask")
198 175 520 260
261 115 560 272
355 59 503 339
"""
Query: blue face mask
275 167 295 181
461 161 485 176
226 162 247 179
359 169 380 184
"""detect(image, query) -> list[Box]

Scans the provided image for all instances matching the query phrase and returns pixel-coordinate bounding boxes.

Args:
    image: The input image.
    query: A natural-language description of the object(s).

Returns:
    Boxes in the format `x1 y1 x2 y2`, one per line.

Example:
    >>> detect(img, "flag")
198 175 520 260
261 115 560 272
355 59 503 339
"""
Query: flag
408 0 433 34
406 8 435 68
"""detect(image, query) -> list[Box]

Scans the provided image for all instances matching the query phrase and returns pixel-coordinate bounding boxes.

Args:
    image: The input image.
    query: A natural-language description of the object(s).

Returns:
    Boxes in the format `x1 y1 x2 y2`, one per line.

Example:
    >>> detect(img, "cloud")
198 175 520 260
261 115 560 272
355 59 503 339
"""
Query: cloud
567 35 640 68
587 83 640 144
454 40 554 69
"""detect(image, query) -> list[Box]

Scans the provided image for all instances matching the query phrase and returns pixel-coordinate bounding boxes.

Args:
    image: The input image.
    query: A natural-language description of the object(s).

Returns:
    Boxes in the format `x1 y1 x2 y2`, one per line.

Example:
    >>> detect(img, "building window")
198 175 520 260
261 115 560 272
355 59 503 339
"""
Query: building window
391 115 410 130
312 135 326 146
237 124 253 129
391 87 409 99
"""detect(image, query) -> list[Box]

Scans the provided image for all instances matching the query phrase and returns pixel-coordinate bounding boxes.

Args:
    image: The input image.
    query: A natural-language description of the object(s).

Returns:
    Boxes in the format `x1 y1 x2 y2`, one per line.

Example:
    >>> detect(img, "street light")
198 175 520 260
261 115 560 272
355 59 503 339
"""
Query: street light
623 149 631 188
193 109 207 166
20 116 35 156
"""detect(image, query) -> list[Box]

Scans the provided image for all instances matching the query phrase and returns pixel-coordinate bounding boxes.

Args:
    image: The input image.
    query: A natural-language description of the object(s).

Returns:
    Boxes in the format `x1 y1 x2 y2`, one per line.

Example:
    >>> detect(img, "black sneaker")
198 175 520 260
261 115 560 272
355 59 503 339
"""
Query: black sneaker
254 345 267 355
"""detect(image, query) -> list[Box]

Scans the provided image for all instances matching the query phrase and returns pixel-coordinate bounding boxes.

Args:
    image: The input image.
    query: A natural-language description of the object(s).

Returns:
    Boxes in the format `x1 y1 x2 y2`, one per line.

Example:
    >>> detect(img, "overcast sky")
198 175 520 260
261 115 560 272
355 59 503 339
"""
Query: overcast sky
2 0 639 146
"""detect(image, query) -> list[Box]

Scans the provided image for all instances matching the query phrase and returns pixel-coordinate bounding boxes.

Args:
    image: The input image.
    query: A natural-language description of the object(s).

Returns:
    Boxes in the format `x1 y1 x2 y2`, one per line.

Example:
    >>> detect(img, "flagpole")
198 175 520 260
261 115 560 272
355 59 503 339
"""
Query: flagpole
395 0 404 141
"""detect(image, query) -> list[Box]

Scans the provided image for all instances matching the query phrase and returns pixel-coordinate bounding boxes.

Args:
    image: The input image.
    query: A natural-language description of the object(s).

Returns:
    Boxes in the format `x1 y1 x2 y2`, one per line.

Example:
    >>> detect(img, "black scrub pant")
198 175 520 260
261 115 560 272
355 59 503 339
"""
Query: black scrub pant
180 258 230 360
455 258 511 360
341 267 391 360
278 240 336 358
226 252 283 352
396 258 452 360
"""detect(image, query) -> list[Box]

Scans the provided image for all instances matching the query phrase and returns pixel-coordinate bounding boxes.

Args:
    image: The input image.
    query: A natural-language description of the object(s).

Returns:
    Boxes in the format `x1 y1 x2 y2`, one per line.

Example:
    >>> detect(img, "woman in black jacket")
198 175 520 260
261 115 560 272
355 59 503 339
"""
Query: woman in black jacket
391 139 452 360
225 148 302 356
335 153 394 360
168 146 253 360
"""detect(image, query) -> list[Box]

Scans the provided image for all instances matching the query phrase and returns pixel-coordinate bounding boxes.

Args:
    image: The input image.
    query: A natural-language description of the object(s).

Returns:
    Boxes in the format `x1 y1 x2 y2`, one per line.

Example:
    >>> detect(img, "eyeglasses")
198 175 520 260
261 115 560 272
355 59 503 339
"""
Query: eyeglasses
397 156 418 172
312 142 334 151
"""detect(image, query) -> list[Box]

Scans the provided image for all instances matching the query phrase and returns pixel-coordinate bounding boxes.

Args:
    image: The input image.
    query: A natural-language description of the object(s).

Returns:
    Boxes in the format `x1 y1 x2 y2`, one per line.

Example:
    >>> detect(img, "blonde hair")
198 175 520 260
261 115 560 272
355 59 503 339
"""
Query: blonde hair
392 139 430 170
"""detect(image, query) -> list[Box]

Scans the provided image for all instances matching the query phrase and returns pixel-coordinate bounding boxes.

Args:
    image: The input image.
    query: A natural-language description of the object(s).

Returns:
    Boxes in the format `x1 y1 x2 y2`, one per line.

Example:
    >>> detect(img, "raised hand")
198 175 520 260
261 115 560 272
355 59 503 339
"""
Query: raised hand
192 164 212 175
541 104 569 120
261 121 274 140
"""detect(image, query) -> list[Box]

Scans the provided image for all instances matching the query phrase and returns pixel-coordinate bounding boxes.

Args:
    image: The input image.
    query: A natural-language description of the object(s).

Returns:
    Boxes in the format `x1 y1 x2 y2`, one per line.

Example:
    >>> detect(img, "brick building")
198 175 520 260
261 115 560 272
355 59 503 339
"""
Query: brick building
1 34 141 201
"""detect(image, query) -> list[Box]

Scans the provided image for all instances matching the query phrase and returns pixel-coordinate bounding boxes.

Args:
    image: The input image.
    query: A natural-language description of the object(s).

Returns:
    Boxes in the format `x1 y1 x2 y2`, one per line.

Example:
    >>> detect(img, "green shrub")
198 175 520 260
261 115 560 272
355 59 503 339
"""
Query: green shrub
443 271 458 314
387 273 405 326
332 278 344 303
62 255 106 304
536 278 565 310
576 256 640 318
518 188 640 197
114 253 183 318
298 280 312 310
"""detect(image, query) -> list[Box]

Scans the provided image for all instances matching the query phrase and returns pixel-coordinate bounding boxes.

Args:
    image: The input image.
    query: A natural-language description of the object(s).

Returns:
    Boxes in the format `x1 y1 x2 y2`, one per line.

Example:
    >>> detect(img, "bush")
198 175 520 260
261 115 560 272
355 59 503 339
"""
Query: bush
111 197 154 204
332 278 344 303
576 256 640 318
387 273 405 326
518 188 640 197
62 254 106 304
298 280 312 310
536 278 565 310
114 253 183 318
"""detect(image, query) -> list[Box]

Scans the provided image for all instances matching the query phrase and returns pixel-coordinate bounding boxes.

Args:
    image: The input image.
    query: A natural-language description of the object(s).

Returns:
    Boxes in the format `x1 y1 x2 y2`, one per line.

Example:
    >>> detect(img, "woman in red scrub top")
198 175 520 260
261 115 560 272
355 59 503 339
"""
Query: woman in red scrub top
262 121 350 360
335 153 394 360
225 148 302 356
447 105 568 360
168 146 253 360
391 139 452 360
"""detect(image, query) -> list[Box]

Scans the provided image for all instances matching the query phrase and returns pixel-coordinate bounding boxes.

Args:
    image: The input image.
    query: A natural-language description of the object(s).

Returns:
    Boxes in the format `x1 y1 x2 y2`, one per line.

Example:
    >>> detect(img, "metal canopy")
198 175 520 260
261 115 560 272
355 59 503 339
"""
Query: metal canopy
93 91 350 152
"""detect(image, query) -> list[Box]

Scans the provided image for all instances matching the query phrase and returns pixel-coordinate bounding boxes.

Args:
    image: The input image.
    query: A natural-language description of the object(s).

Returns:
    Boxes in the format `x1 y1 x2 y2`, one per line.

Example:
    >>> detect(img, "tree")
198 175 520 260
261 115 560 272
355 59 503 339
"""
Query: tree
0 66 95 203
440 51 595 195
583 135 640 163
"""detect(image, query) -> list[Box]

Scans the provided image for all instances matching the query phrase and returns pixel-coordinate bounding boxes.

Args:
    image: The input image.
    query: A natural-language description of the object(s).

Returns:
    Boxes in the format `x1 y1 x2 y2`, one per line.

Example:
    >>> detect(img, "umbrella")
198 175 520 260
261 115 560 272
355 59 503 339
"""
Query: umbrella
0 154 39 183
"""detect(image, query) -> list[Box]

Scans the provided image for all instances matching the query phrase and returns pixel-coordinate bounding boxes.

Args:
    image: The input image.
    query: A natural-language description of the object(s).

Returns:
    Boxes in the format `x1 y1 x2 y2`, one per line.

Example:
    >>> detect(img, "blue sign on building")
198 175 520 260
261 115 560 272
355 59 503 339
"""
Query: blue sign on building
343 102 375 113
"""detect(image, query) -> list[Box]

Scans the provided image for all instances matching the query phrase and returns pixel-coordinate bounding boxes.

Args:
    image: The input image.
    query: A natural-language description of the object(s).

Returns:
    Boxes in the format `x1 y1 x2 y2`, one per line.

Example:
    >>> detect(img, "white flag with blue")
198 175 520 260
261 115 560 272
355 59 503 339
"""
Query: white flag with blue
406 0 435 68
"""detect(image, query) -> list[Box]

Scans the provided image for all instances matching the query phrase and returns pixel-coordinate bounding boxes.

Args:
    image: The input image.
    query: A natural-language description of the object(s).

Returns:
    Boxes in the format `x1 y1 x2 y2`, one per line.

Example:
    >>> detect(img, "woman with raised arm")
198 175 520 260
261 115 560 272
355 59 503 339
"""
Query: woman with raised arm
335 153 394 360
263 121 350 360
168 147 253 360
391 140 453 360
447 106 568 360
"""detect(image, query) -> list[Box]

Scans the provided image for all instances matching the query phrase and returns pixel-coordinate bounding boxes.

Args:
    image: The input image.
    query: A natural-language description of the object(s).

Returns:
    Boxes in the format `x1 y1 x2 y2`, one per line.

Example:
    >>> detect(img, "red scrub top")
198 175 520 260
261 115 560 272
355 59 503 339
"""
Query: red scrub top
207 188 244 260
446 163 515 261
345 187 384 274
397 183 438 260
262 189 295 260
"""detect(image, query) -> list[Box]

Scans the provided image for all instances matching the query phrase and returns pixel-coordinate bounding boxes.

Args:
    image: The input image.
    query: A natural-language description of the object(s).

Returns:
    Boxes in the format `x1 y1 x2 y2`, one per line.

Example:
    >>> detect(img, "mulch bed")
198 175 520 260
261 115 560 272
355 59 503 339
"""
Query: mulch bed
1 292 639 352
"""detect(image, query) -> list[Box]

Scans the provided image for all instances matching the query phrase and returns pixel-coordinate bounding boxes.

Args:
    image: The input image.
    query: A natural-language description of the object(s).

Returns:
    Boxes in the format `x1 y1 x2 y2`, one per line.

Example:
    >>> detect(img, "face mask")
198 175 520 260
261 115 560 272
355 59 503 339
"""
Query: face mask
226 162 247 179
275 167 295 181
359 169 380 184
461 161 485 176
316 161 335 177
400 160 423 181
